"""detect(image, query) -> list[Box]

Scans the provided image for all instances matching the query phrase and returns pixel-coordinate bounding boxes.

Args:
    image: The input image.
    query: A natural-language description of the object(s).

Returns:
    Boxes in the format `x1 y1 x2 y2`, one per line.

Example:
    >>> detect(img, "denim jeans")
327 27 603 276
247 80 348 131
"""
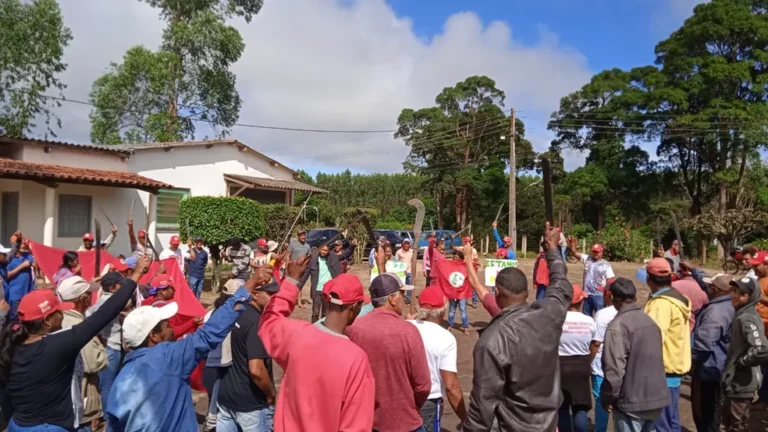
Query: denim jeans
9 299 20 322
613 410 657 432
582 294 604 317
561 246 567 262
591 375 609 432
405 273 413 302
216 404 274 432
8 420 76 431
448 299 468 328
99 346 121 424
188 276 204 299
557 402 589 432
655 385 680 432
536 284 547 300
420 398 442 432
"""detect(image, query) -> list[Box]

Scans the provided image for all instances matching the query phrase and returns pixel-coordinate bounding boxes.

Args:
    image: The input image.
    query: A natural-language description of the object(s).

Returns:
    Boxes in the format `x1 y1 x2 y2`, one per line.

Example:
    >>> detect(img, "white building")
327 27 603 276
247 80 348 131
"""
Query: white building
0 136 325 253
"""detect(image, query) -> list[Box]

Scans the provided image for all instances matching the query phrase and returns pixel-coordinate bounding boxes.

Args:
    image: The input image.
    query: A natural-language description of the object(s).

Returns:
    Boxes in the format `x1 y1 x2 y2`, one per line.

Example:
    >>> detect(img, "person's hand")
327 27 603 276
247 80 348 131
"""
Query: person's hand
602 403 613 413
492 221 498 229
248 265 274 288
127 218 133 227
187 239 193 248
111 225 118 235
131 256 151 281
159 264 166 274
193 316 203 325
351 239 358 246
423 271 427 277
286 255 310 280
266 394 276 406
462 243 474 262
544 222 559 251
0 300 10 314
567 235 578 249
19 261 31 270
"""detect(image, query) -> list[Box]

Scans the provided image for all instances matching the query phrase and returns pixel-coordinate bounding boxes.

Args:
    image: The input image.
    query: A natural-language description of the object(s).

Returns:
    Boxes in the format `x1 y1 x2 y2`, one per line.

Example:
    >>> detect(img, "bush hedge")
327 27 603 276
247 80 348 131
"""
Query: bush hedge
263 204 301 243
179 197 265 245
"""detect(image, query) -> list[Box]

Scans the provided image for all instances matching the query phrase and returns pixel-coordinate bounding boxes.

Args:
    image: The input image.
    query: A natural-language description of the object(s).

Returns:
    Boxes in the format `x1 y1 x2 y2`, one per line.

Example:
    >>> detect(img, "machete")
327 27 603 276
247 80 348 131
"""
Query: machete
323 213 367 247
408 199 425 316
145 238 160 261
129 197 136 222
450 222 472 240
493 201 506 223
94 219 102 279
542 157 555 225
99 206 114 227
669 210 685 260
277 192 313 255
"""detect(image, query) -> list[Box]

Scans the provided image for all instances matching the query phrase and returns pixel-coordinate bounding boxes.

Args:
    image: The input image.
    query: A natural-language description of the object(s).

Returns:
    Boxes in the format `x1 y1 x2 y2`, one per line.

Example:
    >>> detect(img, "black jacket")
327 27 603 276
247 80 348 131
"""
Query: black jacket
307 245 356 292
600 304 670 413
463 248 572 432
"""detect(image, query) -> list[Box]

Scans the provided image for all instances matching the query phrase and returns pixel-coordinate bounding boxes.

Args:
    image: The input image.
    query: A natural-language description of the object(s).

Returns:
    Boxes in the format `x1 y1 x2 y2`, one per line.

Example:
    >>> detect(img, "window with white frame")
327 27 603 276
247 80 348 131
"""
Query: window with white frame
58 195 92 238
157 188 190 232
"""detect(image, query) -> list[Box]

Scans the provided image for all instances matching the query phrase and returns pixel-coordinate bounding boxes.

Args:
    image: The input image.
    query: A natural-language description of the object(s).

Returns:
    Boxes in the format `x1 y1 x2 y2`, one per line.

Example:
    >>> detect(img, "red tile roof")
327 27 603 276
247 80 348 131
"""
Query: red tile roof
0 136 132 154
0 158 172 192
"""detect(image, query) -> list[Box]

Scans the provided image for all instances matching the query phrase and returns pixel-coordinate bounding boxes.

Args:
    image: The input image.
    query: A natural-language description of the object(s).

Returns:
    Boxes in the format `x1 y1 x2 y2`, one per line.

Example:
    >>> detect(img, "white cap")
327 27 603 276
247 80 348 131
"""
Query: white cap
0 244 9 254
267 240 278 253
58 276 99 300
223 278 244 296
122 302 179 348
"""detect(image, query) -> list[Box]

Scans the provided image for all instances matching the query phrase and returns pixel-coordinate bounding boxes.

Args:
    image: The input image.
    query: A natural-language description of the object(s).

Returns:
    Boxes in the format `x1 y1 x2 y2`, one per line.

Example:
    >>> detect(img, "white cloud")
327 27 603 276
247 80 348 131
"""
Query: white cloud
652 0 708 35
43 0 593 173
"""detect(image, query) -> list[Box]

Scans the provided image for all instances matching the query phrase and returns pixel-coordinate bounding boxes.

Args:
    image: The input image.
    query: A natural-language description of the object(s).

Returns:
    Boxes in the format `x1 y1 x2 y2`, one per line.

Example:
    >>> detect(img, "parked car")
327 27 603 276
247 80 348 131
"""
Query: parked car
306 228 349 249
363 230 405 260
396 231 415 244
416 230 462 258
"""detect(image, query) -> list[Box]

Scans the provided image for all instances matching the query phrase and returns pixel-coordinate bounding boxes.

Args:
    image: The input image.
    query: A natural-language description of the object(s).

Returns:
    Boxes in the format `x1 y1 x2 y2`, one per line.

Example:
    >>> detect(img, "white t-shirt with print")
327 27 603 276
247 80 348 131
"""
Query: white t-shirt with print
591 306 618 376
159 248 186 273
559 311 597 356
407 320 458 399
580 255 616 296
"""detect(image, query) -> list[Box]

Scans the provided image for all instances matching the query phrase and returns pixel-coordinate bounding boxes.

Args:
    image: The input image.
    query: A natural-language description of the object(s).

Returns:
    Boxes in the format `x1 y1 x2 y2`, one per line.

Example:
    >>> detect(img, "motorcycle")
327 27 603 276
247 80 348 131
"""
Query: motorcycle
723 246 744 274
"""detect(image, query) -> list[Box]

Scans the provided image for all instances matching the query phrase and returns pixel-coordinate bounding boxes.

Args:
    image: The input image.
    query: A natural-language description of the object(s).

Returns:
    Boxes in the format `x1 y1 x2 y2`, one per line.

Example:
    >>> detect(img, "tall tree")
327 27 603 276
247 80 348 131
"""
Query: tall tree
88 0 263 143
396 76 535 230
0 0 71 137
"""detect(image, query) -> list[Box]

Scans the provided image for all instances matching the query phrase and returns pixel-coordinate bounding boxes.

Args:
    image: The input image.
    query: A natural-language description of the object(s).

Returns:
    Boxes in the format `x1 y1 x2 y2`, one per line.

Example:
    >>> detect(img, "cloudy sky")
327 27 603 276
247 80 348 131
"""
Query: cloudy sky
43 0 705 174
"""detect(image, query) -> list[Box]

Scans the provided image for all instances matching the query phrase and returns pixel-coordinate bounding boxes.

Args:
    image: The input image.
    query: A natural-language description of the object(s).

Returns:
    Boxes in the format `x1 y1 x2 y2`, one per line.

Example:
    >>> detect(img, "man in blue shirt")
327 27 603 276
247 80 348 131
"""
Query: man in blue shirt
5 240 34 321
186 236 209 299
491 221 517 260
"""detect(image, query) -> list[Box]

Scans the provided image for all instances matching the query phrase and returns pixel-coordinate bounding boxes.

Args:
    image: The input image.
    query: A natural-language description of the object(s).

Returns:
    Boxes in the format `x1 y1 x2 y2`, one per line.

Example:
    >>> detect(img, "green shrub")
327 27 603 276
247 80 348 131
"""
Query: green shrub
179 197 265 245
590 224 651 262
263 204 301 242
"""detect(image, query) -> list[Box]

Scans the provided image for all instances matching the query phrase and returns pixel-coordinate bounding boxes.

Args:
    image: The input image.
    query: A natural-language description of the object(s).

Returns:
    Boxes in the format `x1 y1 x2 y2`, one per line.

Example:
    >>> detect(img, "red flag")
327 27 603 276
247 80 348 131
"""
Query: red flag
432 258 472 300
140 258 206 318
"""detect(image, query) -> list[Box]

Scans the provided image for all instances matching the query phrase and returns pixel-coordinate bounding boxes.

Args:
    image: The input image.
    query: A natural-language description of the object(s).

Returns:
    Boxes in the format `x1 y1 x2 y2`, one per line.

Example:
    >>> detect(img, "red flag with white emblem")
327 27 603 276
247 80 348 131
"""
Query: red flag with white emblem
432 258 472 300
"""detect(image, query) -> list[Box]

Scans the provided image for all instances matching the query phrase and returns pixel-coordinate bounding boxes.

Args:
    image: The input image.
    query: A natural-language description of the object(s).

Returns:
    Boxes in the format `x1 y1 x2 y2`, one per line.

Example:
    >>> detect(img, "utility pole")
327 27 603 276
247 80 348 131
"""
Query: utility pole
508 108 517 253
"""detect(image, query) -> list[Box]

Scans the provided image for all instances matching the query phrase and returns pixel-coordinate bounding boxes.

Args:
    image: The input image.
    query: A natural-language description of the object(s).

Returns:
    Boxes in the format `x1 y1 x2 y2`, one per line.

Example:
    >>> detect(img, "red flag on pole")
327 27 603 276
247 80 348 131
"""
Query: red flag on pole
431 259 472 300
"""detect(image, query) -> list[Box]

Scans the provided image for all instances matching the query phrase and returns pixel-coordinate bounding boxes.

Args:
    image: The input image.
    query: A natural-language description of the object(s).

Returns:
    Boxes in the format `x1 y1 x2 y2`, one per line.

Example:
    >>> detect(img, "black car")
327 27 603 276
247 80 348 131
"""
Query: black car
306 228 349 249
363 229 405 260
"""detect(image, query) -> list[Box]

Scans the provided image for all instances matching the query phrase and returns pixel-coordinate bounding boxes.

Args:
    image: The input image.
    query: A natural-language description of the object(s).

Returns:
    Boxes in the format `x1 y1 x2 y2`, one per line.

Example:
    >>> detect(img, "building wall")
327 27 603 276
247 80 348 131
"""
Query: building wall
21 145 129 171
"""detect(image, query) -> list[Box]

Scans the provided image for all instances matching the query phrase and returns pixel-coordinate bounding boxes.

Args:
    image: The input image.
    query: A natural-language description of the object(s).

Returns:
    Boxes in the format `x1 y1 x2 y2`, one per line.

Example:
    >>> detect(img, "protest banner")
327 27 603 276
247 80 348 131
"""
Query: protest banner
371 260 408 284
484 259 518 286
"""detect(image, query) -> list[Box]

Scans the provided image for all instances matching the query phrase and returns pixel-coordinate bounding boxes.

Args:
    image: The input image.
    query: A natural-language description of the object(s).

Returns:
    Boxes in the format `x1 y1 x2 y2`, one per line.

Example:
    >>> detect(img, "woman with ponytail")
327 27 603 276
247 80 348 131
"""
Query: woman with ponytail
0 256 149 432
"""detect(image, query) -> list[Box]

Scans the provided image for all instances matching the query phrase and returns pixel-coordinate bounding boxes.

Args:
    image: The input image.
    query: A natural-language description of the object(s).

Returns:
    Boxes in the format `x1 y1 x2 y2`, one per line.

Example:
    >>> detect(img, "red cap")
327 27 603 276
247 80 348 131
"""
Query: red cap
418 286 447 310
112 260 129 273
256 238 268 248
571 284 587 305
462 236 472 244
591 244 604 253
749 251 768 266
647 258 671 277
495 248 507 258
170 235 180 245
138 229 147 238
82 233 94 241
151 274 174 289
322 274 364 305
503 236 512 244
17 290 74 322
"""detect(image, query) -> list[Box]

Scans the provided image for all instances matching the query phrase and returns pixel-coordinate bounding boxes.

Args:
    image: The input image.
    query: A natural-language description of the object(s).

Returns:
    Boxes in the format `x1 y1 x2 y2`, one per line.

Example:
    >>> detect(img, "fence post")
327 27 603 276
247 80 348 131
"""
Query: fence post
649 239 654 259
581 238 586 253
521 235 527 259
486 235 490 254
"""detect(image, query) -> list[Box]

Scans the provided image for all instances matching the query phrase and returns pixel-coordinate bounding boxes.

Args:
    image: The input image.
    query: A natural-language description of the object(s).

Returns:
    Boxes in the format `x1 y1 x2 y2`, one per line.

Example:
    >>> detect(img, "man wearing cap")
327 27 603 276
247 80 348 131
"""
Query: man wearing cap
105 278 253 432
59 276 108 431
142 274 200 339
395 238 415 302
78 224 117 252
87 271 128 424
407 286 467 430
160 235 186 273
250 238 270 268
346 248 430 432
567 236 615 317
307 241 356 323
643 257 691 432
186 236 209 300
690 274 734 432
491 221 517 260
217 274 279 431
128 218 154 260
288 230 311 293
600 278 671 432
258 259 374 431
665 240 682 275
722 276 768 431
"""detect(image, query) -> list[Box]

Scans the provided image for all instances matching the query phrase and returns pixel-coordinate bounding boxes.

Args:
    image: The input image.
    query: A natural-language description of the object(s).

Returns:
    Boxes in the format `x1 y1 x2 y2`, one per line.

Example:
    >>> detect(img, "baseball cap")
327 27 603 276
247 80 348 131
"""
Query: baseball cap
403 238 412 244
123 256 138 269
82 233 94 241
222 279 243 295
609 277 637 301
122 302 179 348
749 251 768 266
101 271 123 290
255 281 280 293
462 236 472 244
17 290 74 322
369 273 405 298
418 286 447 310
256 238 268 248
591 244 604 253
333 239 343 246
323 274 364 305
112 260 129 273
571 284 587 304
170 235 180 245
58 276 99 301
647 258 672 277
267 240 278 252
194 236 203 242
0 245 10 254
730 277 757 295
297 229 306 235
149 274 174 295
137 229 147 238
702 273 733 291
503 236 512 243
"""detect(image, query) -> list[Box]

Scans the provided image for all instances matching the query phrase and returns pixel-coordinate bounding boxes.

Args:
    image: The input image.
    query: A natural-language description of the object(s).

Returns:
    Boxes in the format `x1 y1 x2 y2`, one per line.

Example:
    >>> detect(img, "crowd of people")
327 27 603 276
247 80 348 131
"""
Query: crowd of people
0 214 768 432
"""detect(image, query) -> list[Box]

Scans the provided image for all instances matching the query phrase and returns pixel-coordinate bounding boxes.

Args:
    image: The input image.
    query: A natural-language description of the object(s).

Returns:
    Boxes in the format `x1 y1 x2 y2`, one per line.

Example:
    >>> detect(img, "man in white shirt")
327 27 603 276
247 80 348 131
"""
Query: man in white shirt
407 286 467 429
159 235 186 273
567 237 615 317
395 239 414 303
589 287 618 432
741 245 758 281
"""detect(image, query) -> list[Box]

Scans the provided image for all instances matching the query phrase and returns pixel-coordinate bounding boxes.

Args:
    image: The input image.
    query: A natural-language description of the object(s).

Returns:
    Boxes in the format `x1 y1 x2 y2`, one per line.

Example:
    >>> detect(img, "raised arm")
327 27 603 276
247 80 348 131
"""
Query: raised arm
342 240 357 260
542 223 573 311
463 243 499 317
492 221 503 248
567 236 583 261
103 225 117 249
127 218 137 249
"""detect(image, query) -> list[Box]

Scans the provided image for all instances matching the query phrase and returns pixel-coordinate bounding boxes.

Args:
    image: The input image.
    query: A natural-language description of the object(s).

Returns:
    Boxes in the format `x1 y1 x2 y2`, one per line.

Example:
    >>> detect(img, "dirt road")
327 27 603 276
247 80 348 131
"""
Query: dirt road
197 258 768 431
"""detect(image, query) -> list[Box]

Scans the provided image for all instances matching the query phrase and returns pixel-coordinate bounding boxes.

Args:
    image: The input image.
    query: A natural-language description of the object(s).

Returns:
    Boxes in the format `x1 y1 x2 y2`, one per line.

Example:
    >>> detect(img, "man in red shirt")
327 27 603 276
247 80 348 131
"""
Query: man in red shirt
346 247 431 432
258 258 375 432
533 240 550 300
